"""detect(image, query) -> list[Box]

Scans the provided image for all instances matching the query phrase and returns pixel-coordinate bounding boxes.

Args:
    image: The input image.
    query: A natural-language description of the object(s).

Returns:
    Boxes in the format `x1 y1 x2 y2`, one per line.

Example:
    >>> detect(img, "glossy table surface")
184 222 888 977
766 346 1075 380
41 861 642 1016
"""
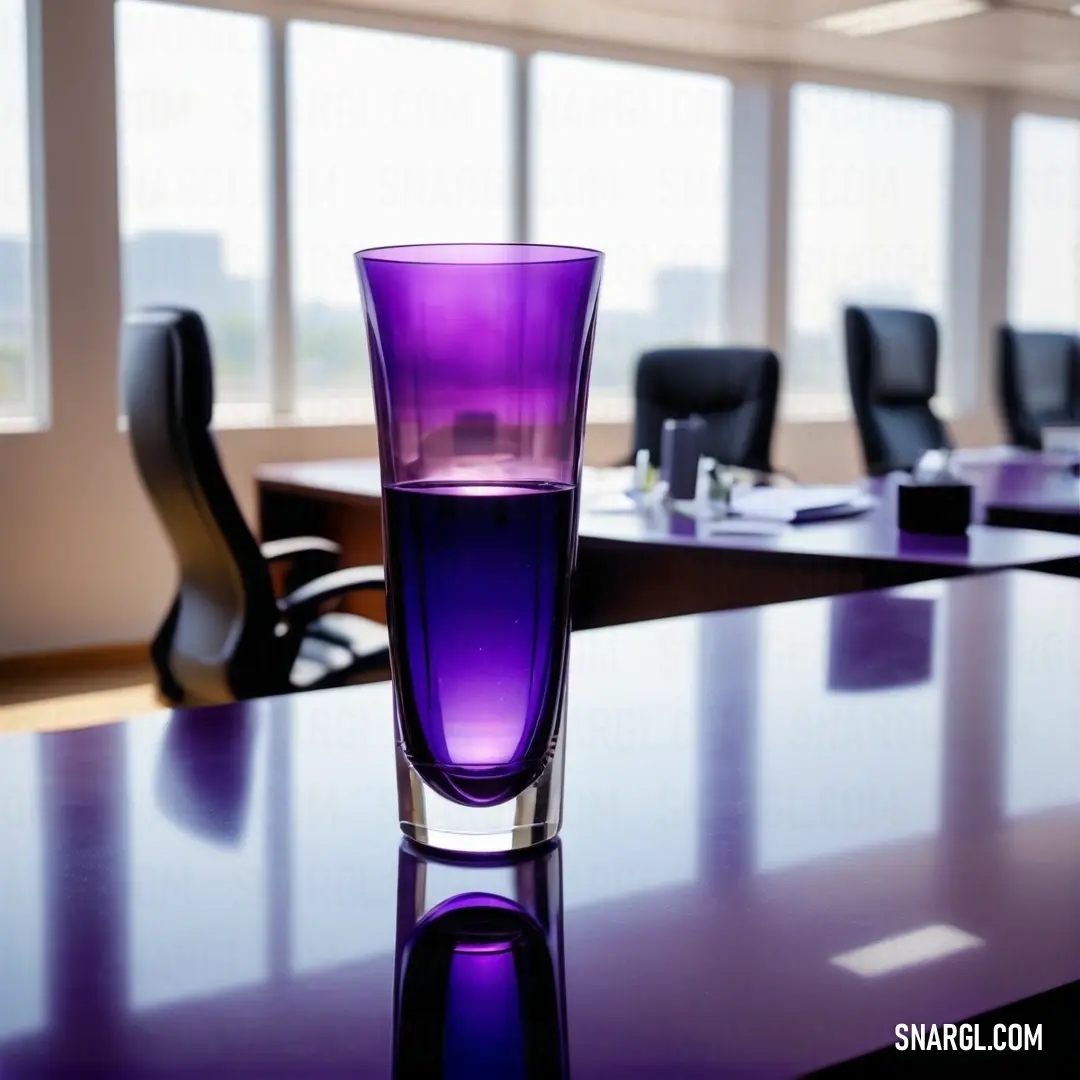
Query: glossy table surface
983 467 1080 516
2 570 1079 1077
959 453 1080 533
257 454 1080 571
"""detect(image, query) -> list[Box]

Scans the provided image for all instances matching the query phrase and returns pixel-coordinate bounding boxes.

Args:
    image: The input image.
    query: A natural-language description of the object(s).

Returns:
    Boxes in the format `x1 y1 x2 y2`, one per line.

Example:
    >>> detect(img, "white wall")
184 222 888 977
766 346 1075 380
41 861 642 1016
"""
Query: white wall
0 0 1007 659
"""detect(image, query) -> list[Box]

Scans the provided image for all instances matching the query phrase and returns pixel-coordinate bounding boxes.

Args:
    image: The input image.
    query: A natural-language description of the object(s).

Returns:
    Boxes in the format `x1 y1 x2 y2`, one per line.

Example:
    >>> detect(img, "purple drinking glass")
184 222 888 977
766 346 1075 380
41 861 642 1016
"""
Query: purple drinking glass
354 244 603 853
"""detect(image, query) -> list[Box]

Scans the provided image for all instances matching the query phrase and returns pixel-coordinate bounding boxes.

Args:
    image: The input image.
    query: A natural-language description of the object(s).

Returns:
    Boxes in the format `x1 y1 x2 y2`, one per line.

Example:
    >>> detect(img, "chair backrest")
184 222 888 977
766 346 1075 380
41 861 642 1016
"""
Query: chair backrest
997 326 1080 450
631 348 780 473
121 307 282 703
844 306 951 476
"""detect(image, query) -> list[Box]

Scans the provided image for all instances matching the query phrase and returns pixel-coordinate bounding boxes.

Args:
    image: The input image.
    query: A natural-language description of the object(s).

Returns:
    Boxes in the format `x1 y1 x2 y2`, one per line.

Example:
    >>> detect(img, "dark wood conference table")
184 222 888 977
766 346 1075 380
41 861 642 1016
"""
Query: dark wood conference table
257 452 1080 628
0 570 1077 1076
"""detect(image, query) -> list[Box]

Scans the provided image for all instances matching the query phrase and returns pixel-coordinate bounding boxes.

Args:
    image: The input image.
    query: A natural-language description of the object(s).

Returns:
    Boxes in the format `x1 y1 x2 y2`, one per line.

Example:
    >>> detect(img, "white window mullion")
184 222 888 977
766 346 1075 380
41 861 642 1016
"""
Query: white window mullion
512 49 529 245
945 101 983 416
962 91 1013 418
947 93 1013 418
269 15 294 421
764 67 793 366
25 0 50 428
727 69 789 353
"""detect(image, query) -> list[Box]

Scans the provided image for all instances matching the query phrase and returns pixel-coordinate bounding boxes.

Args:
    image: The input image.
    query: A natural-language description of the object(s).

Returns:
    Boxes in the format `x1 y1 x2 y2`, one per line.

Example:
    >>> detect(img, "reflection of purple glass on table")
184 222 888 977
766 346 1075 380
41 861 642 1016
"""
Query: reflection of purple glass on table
395 895 564 1080
356 244 603 852
393 841 567 1080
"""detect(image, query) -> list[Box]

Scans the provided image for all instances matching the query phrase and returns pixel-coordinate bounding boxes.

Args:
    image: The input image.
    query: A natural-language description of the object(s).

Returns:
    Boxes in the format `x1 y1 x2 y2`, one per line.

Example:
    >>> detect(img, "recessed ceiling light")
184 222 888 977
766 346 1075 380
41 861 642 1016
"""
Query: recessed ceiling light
1071 3 1080 16
830 924 984 977
814 0 991 38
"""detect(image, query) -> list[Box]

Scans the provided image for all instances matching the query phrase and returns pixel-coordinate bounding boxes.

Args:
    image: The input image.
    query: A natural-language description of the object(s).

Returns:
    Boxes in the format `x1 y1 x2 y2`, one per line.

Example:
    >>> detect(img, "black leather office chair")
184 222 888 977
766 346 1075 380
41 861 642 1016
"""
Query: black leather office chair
122 307 390 707
844 306 952 476
629 348 781 475
997 326 1080 450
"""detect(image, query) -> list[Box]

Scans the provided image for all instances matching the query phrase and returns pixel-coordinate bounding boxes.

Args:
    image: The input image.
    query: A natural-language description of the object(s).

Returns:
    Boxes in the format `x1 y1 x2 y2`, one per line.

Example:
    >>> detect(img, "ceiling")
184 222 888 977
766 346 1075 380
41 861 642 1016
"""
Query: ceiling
325 0 1080 101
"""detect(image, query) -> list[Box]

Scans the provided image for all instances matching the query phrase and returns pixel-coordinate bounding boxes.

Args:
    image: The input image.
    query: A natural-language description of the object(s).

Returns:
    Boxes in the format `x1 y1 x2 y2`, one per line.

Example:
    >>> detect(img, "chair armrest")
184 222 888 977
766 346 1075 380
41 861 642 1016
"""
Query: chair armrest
280 565 385 627
262 537 342 595
260 536 341 563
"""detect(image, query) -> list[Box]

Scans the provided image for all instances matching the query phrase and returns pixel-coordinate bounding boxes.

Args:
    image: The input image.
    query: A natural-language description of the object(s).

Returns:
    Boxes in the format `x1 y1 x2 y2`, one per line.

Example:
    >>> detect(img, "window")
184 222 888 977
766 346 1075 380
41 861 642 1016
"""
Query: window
116 0 271 421
787 84 952 416
530 54 731 418
288 23 512 423
1009 113 1080 332
0 0 37 427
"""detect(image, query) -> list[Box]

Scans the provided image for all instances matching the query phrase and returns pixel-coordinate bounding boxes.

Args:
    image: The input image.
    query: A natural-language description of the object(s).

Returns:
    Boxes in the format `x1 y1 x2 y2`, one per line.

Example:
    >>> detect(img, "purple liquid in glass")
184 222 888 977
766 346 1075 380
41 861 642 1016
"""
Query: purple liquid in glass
384 481 576 807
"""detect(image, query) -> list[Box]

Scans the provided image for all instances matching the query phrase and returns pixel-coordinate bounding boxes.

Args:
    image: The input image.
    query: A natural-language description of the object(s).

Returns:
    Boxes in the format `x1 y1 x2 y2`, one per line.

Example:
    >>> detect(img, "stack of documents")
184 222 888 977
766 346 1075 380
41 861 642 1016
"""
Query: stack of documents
728 485 875 524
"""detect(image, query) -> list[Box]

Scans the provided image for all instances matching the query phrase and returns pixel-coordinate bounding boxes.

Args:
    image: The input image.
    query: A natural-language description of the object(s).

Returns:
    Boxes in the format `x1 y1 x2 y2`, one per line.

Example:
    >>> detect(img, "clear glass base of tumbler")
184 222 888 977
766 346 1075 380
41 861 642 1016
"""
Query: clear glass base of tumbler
395 717 566 855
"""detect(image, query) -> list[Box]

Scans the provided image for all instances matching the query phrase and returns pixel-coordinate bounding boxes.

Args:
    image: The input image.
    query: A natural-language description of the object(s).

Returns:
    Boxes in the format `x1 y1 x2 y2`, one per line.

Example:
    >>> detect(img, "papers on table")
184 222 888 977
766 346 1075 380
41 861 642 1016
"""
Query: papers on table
728 484 875 524
586 492 640 514
1042 426 1080 454
698 517 788 537
581 467 641 512
582 465 635 490
578 468 876 525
